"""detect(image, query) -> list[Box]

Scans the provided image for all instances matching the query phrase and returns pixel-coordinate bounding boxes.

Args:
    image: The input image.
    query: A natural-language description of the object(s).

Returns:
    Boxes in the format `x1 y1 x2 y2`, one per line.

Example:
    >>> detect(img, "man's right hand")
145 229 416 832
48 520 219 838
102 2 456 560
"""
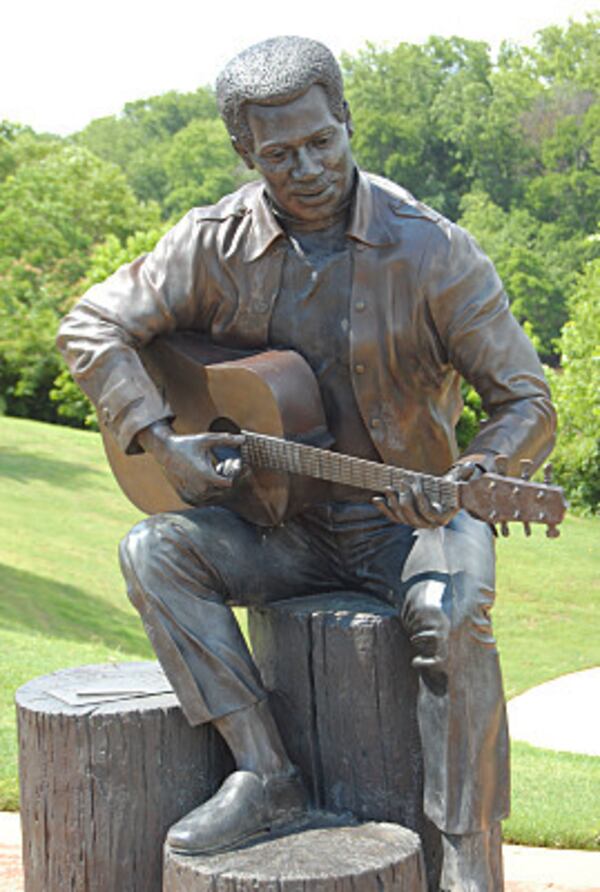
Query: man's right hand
137 420 245 506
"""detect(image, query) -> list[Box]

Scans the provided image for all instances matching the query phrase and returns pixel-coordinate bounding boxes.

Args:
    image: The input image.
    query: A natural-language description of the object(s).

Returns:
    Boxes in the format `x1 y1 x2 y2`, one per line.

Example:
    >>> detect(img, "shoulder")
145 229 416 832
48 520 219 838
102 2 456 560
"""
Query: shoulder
359 171 462 258
363 172 444 226
360 174 500 296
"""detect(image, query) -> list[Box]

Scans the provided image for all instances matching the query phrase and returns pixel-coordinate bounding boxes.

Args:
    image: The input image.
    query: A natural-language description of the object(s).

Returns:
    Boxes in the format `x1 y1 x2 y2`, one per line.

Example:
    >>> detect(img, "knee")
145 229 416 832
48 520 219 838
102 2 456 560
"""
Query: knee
119 514 189 605
402 579 451 670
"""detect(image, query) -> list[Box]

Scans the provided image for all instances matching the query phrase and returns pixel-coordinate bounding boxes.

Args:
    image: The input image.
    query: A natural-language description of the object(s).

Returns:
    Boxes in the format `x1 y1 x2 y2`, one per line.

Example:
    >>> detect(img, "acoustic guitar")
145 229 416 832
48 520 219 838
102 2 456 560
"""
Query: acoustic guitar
100 332 567 535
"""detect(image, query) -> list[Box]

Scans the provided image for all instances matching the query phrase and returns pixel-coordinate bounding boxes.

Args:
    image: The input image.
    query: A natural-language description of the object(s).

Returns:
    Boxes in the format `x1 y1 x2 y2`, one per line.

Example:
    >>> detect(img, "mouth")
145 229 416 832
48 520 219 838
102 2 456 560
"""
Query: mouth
292 184 334 204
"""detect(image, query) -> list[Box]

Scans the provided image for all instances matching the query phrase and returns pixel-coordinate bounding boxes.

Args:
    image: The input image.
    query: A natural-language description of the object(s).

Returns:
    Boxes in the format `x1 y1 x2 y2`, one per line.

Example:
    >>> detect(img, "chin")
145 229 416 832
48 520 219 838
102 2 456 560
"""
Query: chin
290 196 342 222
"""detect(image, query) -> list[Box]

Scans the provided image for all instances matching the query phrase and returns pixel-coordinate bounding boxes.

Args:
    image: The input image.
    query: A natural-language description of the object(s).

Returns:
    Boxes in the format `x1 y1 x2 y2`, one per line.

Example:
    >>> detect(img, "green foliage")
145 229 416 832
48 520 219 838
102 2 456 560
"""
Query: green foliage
0 142 160 422
548 254 600 512
76 87 251 213
456 380 484 451
163 117 253 217
458 191 573 357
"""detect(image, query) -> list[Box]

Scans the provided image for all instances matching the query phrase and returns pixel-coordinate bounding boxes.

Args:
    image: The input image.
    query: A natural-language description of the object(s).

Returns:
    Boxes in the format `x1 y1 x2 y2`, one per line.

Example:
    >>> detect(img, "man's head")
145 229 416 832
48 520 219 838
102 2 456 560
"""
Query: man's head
216 37 355 224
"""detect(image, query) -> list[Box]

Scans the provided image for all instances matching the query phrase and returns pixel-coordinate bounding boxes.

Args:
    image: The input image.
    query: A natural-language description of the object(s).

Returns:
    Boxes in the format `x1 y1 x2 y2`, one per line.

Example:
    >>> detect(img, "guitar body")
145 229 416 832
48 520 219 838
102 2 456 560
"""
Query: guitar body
101 333 567 535
100 333 328 525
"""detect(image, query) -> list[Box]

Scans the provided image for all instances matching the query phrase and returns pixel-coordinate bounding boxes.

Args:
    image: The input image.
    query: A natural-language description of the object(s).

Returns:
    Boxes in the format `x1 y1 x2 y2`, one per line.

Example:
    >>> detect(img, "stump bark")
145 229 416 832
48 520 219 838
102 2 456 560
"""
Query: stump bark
16 661 232 892
163 819 427 892
248 594 441 886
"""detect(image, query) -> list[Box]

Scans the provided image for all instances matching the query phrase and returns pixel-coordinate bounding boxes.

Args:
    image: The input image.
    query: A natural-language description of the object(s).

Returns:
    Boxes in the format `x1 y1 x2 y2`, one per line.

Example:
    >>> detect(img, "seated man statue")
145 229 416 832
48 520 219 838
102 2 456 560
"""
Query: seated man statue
57 36 556 891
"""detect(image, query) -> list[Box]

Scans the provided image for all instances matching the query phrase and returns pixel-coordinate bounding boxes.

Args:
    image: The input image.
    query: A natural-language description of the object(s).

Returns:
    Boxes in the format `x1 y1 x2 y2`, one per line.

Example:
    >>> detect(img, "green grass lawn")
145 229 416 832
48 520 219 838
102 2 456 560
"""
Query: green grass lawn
1 416 598 849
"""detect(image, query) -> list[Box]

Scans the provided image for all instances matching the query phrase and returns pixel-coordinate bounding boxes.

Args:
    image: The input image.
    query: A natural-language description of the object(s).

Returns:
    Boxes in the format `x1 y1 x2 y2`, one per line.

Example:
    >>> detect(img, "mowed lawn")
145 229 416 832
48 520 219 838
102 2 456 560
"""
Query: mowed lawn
1 416 598 848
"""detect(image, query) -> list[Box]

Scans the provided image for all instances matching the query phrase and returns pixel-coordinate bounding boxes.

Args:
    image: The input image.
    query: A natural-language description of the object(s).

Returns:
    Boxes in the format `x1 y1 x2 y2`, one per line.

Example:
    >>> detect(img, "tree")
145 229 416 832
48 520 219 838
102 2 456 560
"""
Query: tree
0 144 160 421
163 118 252 217
549 251 600 512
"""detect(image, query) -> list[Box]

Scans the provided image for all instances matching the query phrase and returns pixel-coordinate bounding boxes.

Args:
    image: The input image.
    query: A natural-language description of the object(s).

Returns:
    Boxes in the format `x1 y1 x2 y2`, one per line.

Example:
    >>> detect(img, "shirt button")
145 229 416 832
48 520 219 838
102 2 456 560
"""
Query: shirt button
355 300 366 312
370 417 381 429
354 363 365 374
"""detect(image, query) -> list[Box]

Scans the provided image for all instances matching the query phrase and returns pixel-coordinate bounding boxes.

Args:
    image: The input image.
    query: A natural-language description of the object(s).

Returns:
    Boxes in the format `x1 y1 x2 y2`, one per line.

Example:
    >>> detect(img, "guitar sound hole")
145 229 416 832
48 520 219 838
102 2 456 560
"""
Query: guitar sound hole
209 416 241 435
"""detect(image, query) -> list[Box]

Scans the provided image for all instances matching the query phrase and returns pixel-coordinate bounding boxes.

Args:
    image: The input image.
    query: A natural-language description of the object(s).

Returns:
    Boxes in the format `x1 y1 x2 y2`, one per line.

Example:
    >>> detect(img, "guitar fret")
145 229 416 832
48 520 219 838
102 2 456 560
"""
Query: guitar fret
242 432 460 507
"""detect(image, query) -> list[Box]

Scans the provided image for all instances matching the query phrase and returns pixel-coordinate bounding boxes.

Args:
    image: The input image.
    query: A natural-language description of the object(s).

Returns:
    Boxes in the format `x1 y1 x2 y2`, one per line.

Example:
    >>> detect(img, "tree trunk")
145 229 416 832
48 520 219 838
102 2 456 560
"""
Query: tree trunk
248 593 441 888
16 661 232 892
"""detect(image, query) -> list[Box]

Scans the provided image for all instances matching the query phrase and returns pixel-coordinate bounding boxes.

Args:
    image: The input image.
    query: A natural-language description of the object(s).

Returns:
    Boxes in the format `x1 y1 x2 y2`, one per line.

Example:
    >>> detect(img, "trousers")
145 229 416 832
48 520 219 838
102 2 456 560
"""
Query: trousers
119 500 510 836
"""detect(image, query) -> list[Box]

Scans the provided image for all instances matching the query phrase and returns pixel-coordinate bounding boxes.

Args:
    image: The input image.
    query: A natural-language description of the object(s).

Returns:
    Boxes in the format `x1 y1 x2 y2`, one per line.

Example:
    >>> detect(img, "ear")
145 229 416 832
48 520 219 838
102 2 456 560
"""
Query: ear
231 136 255 170
343 101 354 139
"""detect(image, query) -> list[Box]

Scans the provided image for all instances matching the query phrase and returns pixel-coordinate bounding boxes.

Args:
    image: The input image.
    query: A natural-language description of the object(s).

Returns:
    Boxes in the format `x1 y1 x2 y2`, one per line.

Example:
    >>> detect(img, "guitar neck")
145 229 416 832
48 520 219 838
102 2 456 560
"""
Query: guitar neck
241 430 459 511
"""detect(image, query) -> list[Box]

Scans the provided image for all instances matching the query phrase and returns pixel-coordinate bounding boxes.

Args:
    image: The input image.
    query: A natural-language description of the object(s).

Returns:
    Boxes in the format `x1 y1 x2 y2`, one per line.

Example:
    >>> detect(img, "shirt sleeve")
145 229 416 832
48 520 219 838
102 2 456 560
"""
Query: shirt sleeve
422 221 556 476
56 211 205 454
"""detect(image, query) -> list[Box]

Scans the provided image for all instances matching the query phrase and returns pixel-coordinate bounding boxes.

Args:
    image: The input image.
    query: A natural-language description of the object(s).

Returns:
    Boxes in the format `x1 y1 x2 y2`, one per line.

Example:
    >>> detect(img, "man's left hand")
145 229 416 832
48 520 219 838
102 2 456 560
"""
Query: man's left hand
372 461 482 528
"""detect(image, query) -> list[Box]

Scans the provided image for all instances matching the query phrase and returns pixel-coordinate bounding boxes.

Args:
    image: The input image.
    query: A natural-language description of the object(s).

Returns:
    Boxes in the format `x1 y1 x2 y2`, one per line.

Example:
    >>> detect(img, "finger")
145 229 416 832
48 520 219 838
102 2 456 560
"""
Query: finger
412 479 445 526
447 460 482 482
201 464 236 489
203 432 245 448
372 495 401 523
394 485 430 528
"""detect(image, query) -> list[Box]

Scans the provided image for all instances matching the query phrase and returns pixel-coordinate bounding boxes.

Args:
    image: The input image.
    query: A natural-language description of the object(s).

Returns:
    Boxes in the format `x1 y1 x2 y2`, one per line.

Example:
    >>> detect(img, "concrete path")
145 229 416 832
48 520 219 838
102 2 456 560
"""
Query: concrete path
508 668 600 756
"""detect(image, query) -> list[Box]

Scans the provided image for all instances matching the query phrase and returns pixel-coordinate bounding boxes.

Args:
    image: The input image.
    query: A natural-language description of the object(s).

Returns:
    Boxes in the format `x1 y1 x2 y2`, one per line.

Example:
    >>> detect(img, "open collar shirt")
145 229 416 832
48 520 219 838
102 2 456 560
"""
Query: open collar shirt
57 171 556 478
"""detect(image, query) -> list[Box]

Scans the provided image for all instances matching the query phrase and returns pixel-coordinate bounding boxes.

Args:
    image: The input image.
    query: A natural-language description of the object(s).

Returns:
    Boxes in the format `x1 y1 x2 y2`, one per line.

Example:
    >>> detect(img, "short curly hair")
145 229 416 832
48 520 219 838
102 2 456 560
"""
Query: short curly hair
216 36 346 150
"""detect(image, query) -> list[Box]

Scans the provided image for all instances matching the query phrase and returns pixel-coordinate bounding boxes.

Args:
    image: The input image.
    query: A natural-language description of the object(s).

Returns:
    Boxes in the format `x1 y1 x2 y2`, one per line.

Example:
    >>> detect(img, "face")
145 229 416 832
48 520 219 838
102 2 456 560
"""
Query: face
241 84 355 224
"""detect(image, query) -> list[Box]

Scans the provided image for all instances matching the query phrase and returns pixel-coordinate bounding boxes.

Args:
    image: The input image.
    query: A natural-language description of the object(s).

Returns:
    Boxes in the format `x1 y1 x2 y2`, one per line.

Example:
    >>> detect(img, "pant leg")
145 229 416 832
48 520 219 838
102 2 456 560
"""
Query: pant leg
398 511 510 835
341 507 509 836
119 505 337 726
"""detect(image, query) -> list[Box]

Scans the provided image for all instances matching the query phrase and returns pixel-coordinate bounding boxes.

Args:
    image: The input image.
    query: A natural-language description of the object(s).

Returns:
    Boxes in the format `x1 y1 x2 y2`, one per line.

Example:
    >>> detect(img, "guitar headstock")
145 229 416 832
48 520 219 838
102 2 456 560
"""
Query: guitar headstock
458 457 568 537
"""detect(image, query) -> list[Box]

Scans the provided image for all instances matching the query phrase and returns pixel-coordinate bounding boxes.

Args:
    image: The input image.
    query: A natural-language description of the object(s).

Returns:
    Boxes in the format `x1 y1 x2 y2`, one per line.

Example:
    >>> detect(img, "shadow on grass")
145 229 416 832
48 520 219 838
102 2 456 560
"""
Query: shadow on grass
0 563 150 656
0 449 103 487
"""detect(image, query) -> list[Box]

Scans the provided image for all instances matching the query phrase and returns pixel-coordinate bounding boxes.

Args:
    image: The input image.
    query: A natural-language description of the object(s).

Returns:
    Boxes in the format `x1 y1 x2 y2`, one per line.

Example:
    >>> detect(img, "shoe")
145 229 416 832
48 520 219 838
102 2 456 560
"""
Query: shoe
166 768 308 855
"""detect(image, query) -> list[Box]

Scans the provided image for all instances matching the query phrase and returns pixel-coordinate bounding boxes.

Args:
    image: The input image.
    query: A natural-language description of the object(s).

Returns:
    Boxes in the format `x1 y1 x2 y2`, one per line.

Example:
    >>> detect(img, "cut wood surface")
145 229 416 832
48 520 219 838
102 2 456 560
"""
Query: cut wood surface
16 662 232 892
164 818 427 892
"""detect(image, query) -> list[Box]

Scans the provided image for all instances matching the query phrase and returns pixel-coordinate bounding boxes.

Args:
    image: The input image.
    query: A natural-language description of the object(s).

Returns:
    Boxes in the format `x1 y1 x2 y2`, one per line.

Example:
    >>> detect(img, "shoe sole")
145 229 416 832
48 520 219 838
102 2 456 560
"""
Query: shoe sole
167 807 307 857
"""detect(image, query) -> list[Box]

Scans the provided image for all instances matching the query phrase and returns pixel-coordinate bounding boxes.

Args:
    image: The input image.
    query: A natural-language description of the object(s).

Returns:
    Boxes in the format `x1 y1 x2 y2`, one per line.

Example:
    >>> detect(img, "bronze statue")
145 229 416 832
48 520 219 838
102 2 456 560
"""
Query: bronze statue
57 36 558 891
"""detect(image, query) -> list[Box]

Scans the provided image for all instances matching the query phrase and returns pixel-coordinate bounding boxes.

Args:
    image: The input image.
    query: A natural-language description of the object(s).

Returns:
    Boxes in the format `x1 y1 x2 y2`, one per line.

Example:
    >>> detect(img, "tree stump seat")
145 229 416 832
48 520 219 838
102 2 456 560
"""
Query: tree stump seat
164 817 427 892
17 593 439 891
16 661 232 892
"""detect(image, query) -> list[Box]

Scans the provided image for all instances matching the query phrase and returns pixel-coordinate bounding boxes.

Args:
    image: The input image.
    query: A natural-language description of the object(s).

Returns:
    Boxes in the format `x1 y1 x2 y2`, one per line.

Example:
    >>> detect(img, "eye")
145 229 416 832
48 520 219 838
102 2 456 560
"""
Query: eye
312 133 331 149
262 147 287 163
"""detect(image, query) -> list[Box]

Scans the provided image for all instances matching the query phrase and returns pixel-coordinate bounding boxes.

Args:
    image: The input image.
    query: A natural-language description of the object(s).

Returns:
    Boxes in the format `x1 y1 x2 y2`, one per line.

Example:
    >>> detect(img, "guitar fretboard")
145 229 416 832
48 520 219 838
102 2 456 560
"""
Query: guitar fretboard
241 431 459 511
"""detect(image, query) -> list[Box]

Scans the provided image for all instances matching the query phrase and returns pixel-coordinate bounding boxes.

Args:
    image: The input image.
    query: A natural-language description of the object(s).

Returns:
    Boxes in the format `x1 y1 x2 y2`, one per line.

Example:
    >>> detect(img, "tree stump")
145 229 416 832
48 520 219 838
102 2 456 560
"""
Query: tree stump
16 661 232 892
163 818 427 892
248 594 441 886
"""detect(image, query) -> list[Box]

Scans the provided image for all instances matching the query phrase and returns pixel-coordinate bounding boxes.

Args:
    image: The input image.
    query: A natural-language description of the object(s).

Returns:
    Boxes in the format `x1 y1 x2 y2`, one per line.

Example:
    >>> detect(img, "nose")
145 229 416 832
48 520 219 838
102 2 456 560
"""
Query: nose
291 146 322 180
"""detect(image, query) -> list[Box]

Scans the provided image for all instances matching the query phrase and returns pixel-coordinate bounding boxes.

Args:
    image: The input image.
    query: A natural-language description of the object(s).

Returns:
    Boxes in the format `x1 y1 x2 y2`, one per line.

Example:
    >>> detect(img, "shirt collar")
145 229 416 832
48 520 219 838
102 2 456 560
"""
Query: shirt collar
243 186 286 262
347 171 397 246
243 170 395 262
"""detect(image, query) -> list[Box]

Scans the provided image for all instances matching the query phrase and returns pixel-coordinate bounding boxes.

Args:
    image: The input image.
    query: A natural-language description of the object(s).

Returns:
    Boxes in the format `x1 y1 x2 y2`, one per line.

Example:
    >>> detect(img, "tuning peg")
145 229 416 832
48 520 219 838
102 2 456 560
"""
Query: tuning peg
522 521 532 537
494 454 509 476
544 463 553 485
520 458 533 481
546 523 560 539
500 522 510 537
